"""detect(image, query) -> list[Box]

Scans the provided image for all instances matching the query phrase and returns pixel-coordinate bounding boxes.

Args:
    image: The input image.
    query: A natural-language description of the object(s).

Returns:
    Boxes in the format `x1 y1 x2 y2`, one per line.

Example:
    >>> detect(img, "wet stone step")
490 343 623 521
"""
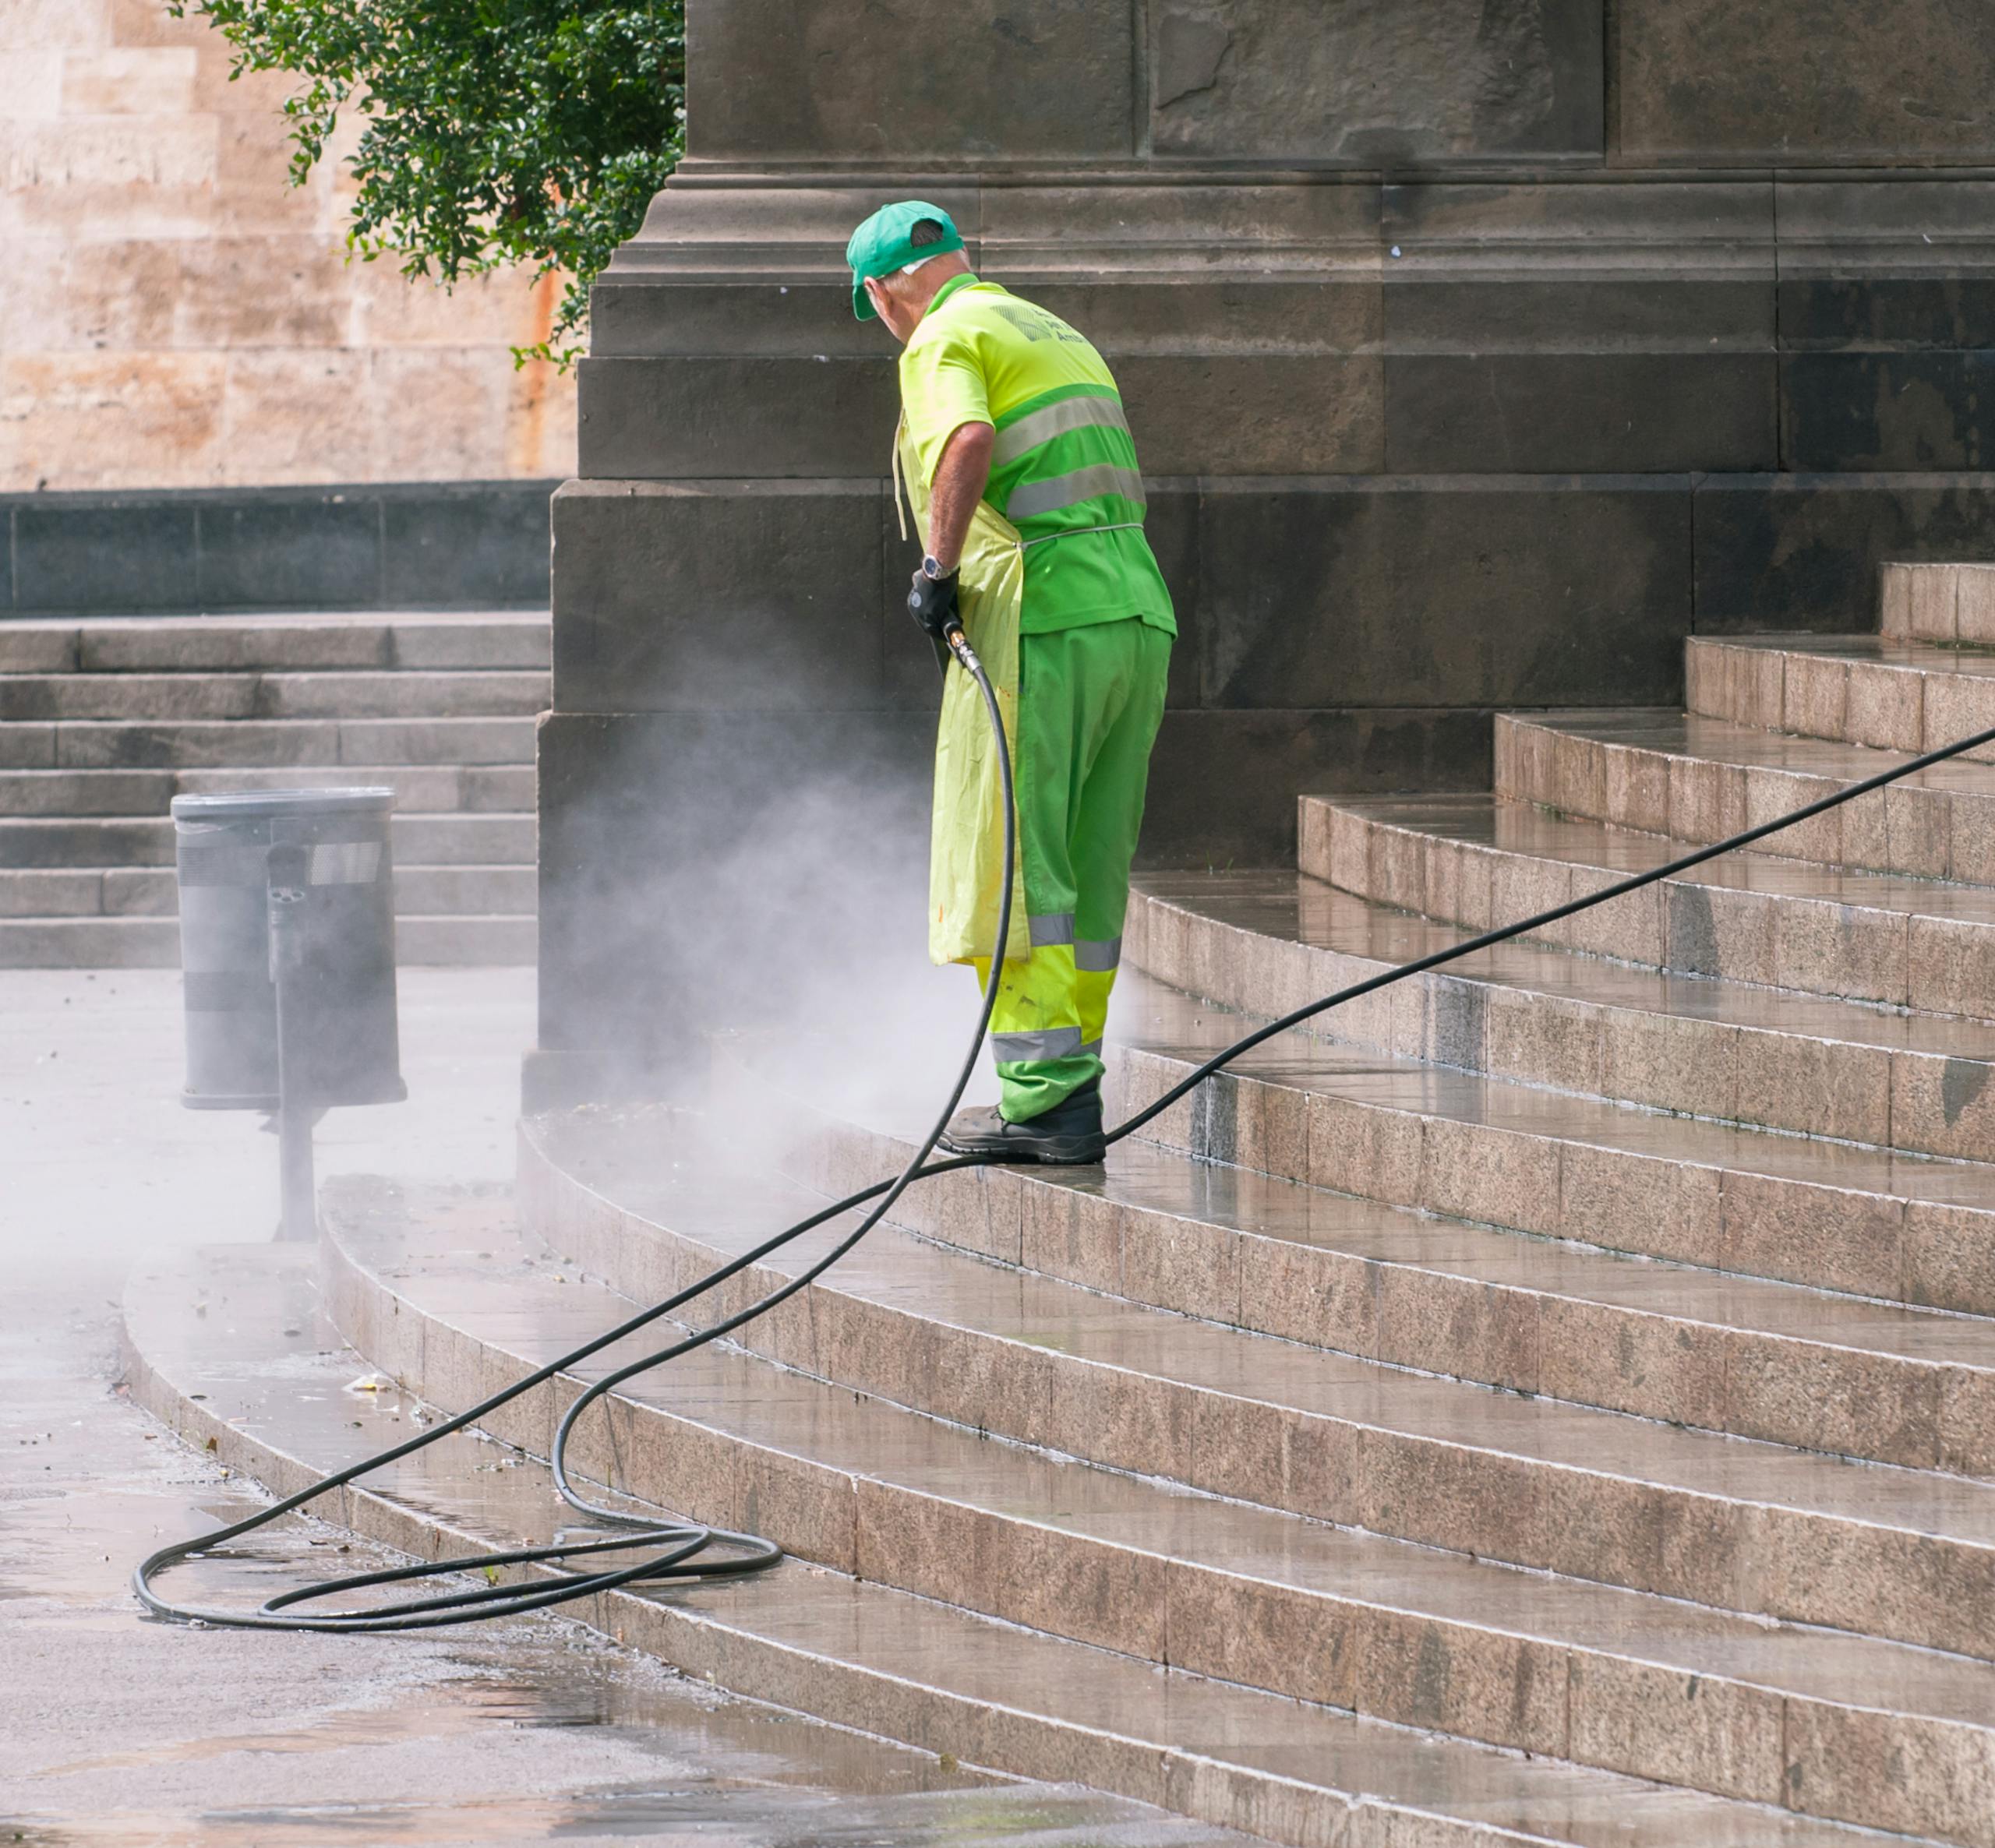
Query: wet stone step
1301 788 1995 1018
0 762 535 816
1104 968 1995 1320
1687 633 1995 757
0 612 551 675
0 810 535 869
1495 707 1995 883
0 863 531 920
1882 561 1995 645
0 915 180 966
0 767 179 816
0 912 531 967
1128 867 1995 1162
392 914 536 965
124 1243 1872 1848
756 1079 1995 1476
0 715 538 770
0 668 550 723
335 1172 1995 1844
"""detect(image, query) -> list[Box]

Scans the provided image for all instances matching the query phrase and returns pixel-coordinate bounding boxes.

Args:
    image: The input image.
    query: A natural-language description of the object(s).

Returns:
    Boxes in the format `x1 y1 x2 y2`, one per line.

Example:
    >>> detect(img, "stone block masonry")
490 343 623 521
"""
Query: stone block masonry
539 0 1995 1088
0 0 574 492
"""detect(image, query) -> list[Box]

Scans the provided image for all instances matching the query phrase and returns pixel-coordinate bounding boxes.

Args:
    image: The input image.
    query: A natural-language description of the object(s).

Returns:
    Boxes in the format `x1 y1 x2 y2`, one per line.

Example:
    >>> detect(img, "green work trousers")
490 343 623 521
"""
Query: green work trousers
973 617 1171 1122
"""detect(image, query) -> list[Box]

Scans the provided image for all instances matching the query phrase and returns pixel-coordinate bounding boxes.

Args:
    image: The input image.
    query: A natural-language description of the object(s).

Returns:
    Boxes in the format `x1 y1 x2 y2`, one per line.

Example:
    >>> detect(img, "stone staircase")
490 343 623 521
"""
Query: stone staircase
0 612 546 965
123 562 1995 1846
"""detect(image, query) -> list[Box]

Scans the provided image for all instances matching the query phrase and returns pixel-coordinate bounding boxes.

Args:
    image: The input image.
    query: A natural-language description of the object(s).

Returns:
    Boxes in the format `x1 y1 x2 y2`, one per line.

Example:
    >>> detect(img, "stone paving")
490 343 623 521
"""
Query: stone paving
0 965 1234 1847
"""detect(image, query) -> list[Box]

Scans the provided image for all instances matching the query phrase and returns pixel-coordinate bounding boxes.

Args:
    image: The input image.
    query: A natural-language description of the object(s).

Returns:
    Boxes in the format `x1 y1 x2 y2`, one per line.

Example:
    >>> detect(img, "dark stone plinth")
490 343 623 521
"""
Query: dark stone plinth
1146 707 1495 866
552 480 909 714
197 497 380 611
577 357 901 480
1383 354 1775 473
12 499 200 614
535 1 1995 1087
1192 476 1693 713
1618 1 1995 163
688 4 1134 163
1149 0 1603 162
1693 475 1995 632
2 482 556 616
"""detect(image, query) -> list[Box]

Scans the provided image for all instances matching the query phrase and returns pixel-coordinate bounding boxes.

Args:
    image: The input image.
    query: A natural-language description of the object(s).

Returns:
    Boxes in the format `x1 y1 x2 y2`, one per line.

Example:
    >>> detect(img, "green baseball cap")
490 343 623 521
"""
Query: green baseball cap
846 199 965 320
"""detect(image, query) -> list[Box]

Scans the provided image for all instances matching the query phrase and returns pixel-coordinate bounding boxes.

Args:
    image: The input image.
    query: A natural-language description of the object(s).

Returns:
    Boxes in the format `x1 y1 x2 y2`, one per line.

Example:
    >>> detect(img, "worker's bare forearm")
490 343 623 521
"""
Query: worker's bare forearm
926 421 995 572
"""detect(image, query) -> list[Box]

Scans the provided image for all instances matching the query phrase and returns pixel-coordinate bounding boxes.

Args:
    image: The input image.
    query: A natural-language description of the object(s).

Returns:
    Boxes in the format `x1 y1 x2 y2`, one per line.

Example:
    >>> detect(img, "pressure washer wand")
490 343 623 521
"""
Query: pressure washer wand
942 619 982 677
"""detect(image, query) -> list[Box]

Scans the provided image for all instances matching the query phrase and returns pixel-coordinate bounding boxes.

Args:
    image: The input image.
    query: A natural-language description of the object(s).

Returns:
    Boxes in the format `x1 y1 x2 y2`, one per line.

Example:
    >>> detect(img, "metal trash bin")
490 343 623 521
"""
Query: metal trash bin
172 788 406 1113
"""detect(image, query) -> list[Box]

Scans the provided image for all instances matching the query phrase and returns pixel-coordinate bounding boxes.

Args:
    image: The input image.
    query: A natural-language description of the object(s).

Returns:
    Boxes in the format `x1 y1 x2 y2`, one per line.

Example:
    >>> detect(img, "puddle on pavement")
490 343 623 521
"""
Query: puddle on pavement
3 1284 1244 1848
6 1786 1223 1848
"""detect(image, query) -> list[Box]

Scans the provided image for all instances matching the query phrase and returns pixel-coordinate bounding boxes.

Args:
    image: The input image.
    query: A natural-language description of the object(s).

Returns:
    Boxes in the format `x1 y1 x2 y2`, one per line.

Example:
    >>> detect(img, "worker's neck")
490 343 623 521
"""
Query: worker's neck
909 256 973 323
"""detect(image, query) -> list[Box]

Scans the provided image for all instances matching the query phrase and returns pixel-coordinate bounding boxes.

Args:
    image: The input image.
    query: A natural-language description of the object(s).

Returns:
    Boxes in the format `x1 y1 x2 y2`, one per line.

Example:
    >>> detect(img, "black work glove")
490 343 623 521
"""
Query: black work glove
907 565 961 643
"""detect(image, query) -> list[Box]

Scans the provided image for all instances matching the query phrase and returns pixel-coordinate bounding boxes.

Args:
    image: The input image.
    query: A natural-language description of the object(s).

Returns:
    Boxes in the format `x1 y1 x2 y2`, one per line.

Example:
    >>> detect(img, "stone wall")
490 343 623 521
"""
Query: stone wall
535 0 1995 1091
0 0 575 492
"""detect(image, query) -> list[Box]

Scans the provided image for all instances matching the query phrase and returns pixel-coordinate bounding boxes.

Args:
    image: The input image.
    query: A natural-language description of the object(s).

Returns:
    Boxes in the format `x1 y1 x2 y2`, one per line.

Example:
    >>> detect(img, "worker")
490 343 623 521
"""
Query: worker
847 200 1176 1165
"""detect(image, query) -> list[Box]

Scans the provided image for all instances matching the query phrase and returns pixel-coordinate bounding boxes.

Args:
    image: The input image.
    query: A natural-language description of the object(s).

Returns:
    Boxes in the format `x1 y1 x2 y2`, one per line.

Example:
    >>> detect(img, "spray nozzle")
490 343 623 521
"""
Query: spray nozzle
943 622 982 678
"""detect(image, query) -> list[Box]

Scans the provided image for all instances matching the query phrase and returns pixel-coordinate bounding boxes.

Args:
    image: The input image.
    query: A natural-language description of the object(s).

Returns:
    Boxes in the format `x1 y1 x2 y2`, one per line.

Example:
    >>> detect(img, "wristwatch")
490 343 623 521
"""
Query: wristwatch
921 555 949 580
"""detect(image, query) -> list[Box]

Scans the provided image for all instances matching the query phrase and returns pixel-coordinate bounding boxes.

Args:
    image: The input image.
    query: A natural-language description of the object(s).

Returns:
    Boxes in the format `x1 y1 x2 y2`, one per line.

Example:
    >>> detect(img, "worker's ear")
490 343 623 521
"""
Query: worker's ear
863 275 888 317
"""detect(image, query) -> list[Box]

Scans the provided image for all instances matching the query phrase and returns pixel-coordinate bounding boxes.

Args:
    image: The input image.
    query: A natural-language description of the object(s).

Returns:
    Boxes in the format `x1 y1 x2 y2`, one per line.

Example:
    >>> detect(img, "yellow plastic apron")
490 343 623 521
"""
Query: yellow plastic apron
895 419 1029 966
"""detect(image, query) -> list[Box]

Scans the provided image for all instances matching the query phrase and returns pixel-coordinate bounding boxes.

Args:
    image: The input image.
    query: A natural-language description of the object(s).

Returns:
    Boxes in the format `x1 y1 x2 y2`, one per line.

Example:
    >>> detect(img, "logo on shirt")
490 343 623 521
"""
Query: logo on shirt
996 305 1086 346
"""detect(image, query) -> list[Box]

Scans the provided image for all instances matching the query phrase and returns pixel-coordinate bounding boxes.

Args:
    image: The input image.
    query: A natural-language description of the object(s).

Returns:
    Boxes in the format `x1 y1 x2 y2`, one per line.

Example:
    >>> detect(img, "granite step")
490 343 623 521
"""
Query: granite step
509 1108 1995 1679
0 810 535 869
0 668 549 722
1880 561 1995 645
392 913 535 966
1107 966 1995 1317
0 911 535 966
0 611 551 674
0 862 532 919
0 765 178 816
0 715 538 769
1301 789 1995 1017
1494 708 1995 883
0 762 535 816
125 1243 1878 1848
729 1060 1995 1477
1686 633 1995 757
338 1166 1995 1843
0 915 182 966
1128 867 1995 1162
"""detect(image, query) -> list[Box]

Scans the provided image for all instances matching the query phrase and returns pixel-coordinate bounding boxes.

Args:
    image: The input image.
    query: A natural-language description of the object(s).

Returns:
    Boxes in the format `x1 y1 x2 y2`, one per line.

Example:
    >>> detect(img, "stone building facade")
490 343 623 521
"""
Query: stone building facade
0 0 574 493
524 0 1995 1089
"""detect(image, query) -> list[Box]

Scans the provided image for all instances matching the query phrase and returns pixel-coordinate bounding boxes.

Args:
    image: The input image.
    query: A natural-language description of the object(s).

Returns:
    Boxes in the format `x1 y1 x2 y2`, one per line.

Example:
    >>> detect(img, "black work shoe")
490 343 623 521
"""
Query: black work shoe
940 1083 1105 1165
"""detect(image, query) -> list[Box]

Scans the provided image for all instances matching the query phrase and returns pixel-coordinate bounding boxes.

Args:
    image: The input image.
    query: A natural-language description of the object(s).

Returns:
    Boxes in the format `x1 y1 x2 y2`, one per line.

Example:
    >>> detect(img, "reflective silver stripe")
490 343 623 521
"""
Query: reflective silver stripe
1029 912 1075 948
1081 1038 1103 1058
992 395 1129 468
1006 464 1146 523
1019 520 1146 553
1075 936 1122 973
991 1026 1086 1063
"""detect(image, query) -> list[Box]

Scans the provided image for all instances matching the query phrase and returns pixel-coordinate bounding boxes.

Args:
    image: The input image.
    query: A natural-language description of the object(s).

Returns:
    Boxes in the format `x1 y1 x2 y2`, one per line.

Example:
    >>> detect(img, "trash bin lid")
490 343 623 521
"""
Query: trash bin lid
171 787 396 822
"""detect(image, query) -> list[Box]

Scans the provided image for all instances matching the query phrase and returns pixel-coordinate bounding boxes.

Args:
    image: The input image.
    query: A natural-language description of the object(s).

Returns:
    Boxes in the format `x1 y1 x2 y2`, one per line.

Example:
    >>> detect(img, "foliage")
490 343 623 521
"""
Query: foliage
170 0 685 366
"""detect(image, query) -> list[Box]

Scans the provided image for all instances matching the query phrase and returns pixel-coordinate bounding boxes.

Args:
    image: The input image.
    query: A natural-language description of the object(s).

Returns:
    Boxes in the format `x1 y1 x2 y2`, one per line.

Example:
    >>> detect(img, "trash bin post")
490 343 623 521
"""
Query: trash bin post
172 787 405 1242
265 840 316 1243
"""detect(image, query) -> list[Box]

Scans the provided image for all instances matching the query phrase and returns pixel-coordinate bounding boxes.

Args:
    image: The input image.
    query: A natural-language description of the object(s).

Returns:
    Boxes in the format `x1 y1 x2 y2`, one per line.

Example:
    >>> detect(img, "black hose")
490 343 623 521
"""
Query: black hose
134 629 1013 1632
134 664 1995 1631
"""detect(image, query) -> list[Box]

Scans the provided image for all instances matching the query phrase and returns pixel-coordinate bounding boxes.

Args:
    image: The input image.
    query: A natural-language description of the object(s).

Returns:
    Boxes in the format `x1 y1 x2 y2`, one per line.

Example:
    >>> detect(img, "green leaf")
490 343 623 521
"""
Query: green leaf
178 0 686 368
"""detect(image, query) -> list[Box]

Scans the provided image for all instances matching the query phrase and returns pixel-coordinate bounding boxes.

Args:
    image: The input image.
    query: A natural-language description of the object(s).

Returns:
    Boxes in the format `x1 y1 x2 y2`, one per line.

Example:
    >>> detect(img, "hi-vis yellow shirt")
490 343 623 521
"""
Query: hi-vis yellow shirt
899 276 1174 970
898 276 1174 637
